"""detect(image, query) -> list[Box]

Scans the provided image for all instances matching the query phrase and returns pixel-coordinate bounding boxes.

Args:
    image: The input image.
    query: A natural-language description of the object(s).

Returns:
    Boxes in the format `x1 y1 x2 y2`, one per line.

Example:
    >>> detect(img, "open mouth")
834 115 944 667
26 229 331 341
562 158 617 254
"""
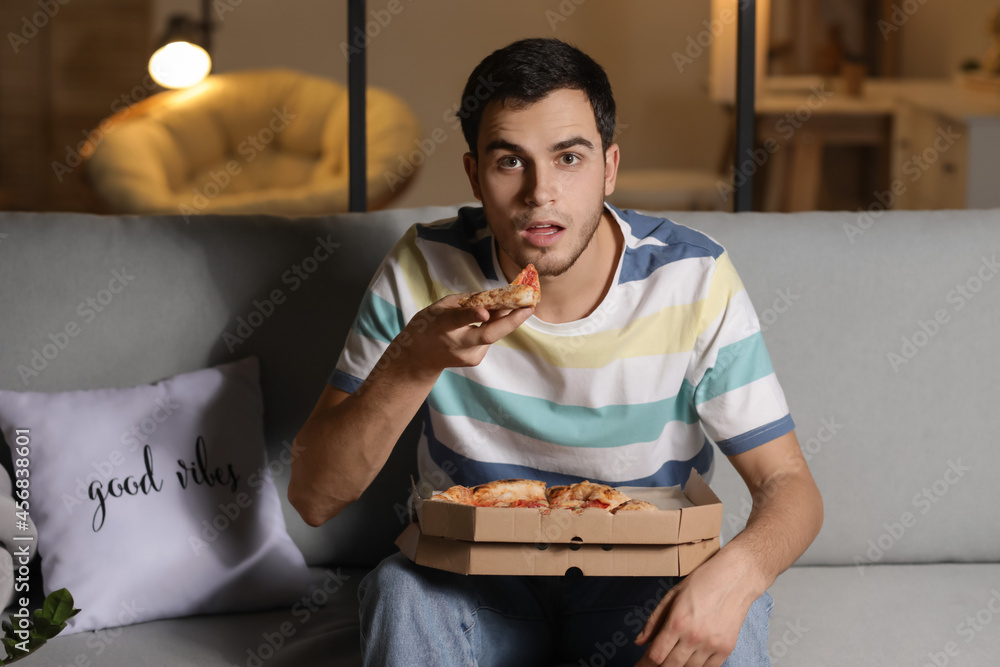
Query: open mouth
526 224 562 235
522 222 566 247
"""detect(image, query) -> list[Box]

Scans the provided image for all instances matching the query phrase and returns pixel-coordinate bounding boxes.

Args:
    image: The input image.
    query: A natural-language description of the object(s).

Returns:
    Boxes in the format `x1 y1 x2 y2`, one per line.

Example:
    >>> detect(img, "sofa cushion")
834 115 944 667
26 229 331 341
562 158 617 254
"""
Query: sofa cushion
768 563 1000 666
667 209 1000 566
13 563 999 666
0 357 311 634
9 566 365 667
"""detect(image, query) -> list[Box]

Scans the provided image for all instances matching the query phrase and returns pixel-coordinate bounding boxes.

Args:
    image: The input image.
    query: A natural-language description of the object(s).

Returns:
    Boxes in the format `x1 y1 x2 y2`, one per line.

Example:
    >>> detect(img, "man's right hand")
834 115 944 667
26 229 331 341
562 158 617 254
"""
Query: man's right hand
387 293 534 384
289 293 532 526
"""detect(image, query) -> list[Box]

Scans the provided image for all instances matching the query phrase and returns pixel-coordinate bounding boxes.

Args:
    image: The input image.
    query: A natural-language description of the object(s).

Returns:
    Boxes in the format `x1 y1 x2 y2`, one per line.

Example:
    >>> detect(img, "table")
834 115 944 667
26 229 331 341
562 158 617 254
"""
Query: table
756 76 1000 211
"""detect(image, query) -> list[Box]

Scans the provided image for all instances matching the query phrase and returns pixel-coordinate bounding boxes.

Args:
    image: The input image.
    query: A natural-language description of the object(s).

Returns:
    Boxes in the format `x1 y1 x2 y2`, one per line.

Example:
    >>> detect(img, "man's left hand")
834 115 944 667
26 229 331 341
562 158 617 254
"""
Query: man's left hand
633 547 758 667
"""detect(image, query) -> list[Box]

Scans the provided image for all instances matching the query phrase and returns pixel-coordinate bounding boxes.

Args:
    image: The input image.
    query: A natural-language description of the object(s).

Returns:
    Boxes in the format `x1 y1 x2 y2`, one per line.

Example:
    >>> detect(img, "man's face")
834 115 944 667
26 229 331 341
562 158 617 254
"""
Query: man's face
463 88 618 278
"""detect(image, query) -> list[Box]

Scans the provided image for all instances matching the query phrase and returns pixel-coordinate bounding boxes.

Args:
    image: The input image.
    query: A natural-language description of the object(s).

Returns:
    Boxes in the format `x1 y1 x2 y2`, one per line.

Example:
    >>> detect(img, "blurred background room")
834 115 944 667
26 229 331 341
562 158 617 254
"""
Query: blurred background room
2 0 999 217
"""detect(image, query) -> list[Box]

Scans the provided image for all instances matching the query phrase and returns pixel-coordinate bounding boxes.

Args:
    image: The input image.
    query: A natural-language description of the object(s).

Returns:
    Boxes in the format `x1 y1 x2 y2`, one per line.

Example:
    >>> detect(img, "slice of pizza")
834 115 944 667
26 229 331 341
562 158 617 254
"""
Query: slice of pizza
610 499 658 514
430 485 474 504
472 478 549 508
547 480 632 511
458 264 541 310
428 479 550 508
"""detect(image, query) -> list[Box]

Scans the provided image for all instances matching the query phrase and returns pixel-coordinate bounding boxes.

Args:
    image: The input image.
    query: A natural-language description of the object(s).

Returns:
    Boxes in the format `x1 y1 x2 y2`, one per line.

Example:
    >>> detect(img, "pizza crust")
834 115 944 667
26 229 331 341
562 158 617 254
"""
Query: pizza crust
458 283 539 310
430 485 473 504
458 264 541 310
610 499 658 514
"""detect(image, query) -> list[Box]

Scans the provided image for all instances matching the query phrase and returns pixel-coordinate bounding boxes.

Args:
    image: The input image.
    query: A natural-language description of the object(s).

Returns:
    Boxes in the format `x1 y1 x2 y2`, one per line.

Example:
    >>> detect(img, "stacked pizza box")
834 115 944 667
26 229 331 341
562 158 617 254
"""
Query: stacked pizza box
395 470 723 576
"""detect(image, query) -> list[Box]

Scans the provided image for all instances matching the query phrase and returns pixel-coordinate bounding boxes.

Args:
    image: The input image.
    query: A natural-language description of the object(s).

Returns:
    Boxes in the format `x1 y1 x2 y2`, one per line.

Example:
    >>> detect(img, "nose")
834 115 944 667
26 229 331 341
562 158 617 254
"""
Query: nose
524 164 558 207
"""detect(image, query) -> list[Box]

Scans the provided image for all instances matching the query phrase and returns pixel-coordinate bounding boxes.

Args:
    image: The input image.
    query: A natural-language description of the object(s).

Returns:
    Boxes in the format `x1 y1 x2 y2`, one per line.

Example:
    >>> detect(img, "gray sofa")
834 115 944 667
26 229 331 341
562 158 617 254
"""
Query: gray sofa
1 205 998 666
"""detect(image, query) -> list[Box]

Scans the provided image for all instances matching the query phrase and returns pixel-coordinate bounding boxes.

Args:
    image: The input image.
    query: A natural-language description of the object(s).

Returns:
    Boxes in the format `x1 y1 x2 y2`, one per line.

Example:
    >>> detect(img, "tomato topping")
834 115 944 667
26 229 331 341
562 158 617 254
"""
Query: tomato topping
513 264 540 291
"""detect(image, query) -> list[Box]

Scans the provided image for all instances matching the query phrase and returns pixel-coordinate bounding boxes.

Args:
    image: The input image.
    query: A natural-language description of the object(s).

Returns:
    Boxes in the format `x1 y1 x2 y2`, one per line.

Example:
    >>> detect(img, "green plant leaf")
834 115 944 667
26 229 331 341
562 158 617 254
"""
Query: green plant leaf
38 589 78 626
0 588 81 664
28 617 58 641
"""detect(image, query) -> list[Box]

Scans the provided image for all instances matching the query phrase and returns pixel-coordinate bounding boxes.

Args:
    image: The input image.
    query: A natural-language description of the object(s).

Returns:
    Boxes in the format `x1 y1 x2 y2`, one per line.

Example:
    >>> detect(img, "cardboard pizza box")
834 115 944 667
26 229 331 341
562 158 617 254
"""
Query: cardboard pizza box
394 469 723 577
394 523 720 577
415 469 722 546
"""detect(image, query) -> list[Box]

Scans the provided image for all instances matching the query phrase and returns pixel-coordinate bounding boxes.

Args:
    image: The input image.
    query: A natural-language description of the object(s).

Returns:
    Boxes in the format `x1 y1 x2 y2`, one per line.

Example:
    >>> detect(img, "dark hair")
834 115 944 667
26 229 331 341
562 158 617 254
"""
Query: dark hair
457 38 616 158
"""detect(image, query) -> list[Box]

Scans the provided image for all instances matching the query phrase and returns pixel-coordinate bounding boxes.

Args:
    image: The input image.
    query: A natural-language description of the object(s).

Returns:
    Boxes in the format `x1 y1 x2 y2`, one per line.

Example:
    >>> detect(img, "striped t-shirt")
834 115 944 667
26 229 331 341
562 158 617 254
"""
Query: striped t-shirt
329 203 794 495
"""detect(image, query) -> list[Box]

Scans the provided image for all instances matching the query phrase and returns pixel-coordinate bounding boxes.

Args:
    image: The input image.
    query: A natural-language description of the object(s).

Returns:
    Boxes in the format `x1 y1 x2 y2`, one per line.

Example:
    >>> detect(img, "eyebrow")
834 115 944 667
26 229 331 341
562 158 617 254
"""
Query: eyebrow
483 135 596 155
551 136 595 152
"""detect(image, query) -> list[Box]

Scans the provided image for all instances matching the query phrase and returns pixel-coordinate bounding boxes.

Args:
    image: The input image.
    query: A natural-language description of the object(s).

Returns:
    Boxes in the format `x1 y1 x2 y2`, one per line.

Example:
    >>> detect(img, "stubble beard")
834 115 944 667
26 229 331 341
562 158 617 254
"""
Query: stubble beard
498 200 605 277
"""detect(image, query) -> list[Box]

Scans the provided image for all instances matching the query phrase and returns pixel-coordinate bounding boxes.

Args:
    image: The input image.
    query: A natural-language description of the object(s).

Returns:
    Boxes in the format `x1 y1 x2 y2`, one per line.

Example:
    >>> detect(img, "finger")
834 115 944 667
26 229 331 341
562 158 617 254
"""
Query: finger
430 293 468 311
451 306 491 328
430 298 489 328
701 652 727 667
484 307 514 320
430 293 485 316
633 632 681 667
471 306 534 344
672 647 712 667
661 643 696 667
636 590 675 646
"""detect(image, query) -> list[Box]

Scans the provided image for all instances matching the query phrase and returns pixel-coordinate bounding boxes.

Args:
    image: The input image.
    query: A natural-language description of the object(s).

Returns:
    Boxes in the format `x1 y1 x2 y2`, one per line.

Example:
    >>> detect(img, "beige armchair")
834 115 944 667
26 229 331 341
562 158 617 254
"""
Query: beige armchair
86 68 421 216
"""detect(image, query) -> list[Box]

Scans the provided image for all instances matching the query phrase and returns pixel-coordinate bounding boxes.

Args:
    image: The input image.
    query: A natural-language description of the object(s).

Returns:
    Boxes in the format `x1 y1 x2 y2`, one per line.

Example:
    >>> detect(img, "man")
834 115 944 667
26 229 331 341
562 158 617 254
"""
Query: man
289 38 822 667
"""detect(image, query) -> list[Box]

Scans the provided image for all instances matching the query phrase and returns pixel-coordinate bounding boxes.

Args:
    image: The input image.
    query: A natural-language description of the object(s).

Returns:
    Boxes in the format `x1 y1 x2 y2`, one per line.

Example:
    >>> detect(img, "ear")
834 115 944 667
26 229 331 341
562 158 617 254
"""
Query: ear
603 143 620 198
463 153 482 201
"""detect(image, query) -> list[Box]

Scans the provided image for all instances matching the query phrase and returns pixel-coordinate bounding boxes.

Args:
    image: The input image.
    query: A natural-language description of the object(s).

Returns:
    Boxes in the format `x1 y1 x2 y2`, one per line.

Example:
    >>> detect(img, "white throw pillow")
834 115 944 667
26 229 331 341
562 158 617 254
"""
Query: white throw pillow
0 356 312 634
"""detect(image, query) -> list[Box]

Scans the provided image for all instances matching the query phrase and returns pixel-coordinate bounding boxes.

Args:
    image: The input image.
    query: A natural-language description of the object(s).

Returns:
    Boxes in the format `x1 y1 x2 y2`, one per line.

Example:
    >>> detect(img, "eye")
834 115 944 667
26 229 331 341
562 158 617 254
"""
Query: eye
499 156 522 169
559 154 580 166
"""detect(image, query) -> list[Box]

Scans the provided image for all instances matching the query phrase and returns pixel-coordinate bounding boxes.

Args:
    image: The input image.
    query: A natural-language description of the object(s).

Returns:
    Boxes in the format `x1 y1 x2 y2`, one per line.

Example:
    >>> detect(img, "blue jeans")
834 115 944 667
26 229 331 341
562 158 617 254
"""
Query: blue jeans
358 552 773 666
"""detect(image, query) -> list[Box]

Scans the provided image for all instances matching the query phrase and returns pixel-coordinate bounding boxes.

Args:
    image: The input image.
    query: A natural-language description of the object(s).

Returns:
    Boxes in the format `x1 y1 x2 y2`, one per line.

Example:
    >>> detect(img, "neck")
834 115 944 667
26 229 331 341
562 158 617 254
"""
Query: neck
531 209 623 324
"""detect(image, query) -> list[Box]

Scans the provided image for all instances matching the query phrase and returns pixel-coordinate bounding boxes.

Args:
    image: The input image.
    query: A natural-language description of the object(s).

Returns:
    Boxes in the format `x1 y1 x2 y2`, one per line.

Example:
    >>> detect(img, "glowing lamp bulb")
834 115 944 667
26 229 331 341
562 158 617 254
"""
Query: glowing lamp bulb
148 41 212 89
